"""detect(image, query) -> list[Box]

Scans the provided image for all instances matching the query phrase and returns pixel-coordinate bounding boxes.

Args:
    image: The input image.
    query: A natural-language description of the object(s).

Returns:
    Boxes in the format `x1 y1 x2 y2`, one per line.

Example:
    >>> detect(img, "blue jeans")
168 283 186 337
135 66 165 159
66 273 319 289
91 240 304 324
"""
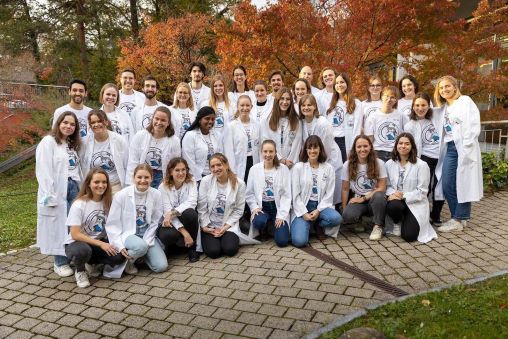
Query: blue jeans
124 235 168 273
442 142 471 220
151 170 163 188
291 200 342 247
252 201 290 247
55 178 80 267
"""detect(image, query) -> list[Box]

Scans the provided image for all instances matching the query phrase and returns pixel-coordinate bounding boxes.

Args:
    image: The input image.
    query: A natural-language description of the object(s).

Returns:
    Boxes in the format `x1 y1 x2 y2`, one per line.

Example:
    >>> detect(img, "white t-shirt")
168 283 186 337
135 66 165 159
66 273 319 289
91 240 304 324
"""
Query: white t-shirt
279 117 288 147
418 119 440 159
119 90 145 119
146 137 169 171
327 101 347 138
66 144 80 181
362 100 382 123
91 139 119 184
66 199 107 240
214 102 228 131
242 121 253 156
139 104 158 130
106 110 130 139
201 133 215 176
398 98 413 118
176 108 194 139
262 168 276 202
53 104 92 138
443 107 454 143
135 189 148 237
397 163 408 191
209 182 227 228
310 166 319 201
342 159 387 197
365 109 405 152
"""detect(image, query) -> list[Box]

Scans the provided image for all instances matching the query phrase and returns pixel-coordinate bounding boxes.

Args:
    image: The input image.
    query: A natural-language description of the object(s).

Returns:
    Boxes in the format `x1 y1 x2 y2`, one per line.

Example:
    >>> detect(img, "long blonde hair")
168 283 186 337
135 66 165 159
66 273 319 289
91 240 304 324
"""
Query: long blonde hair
233 95 253 119
209 75 231 113
209 153 238 190
434 75 462 107
172 82 195 111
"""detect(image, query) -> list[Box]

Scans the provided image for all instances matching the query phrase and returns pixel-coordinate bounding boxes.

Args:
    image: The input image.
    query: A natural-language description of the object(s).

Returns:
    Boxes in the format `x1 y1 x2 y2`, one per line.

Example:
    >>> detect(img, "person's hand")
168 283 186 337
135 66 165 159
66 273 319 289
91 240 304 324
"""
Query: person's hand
120 248 132 259
309 209 320 220
183 233 194 248
303 213 313 221
251 208 263 221
349 197 364 204
285 159 294 168
213 226 227 238
202 226 215 234
162 215 173 227
274 218 284 228
100 242 118 256
388 193 402 201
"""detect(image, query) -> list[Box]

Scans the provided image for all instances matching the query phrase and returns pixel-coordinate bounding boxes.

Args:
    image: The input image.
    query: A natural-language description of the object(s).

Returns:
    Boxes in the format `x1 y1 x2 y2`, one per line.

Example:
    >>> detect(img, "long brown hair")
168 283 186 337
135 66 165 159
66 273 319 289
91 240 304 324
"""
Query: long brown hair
269 87 299 132
299 135 327 163
209 153 238 190
51 111 81 152
209 74 231 113
298 94 319 120
146 106 175 137
409 92 433 121
88 109 113 131
328 72 356 114
348 135 380 181
76 168 113 214
261 140 280 168
366 75 383 102
162 157 193 188
391 133 418 164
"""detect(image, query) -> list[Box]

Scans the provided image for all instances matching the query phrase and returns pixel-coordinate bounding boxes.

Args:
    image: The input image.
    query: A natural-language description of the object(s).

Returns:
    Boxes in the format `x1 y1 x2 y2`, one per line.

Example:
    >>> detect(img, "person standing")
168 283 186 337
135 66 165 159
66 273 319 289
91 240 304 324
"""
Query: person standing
267 69 285 100
299 66 321 96
117 68 145 119
99 83 134 145
52 79 92 138
189 62 211 109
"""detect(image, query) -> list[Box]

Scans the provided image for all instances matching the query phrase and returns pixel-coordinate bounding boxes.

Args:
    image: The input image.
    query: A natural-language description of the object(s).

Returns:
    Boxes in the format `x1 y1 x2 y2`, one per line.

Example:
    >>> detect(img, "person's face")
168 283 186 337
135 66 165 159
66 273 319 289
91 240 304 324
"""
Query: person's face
238 98 252 118
69 83 86 105
299 66 313 82
335 76 347 95
300 99 316 118
438 79 456 100
270 74 283 92
152 111 169 134
210 158 227 178
382 91 397 108
401 78 415 97
143 80 158 99
89 114 108 134
190 66 204 82
90 173 108 198
322 69 335 87
134 169 152 192
306 144 320 161
213 80 225 97
397 137 412 156
233 68 246 86
262 143 276 162
59 115 77 137
413 98 429 119
355 138 371 161
171 162 187 185
199 115 216 132
120 71 135 90
278 92 291 112
176 86 190 104
254 84 267 102
102 87 118 106
294 81 308 100
369 79 382 96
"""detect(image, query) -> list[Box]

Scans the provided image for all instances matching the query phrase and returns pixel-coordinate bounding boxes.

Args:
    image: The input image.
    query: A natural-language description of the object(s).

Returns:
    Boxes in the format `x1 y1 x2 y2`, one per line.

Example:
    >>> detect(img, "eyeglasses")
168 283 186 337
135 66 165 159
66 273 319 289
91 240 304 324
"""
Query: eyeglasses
370 84 382 88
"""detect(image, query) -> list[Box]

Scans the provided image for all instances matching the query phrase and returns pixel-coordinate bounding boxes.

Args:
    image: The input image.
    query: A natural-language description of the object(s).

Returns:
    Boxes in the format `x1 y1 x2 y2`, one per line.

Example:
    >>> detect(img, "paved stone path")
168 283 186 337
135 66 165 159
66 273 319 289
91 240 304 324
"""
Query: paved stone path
0 190 507 338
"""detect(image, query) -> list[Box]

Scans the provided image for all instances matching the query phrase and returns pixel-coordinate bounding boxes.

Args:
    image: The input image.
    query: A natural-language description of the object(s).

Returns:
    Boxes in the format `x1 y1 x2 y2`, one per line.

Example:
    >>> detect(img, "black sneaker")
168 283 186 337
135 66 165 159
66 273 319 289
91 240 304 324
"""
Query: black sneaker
188 250 200 263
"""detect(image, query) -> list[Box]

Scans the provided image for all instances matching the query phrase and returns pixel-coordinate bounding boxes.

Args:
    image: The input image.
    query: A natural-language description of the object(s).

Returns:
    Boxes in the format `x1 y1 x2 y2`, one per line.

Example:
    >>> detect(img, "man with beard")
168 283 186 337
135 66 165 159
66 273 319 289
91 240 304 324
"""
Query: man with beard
131 75 181 133
299 66 321 96
188 62 211 109
52 79 92 138
118 68 145 119
267 69 284 100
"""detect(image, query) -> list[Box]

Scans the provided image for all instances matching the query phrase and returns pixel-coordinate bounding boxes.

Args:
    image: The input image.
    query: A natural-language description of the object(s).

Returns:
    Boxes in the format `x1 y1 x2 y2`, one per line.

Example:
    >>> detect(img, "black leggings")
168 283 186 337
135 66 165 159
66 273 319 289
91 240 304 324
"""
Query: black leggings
334 137 347 164
421 155 445 221
158 208 199 251
386 200 420 242
201 231 239 259
65 240 124 272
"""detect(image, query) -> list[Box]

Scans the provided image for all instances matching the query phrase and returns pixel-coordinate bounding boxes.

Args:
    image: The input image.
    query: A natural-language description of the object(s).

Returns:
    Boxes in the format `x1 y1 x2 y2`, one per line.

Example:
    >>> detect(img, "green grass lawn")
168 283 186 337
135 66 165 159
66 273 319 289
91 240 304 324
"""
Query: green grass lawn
320 274 508 339
0 159 38 252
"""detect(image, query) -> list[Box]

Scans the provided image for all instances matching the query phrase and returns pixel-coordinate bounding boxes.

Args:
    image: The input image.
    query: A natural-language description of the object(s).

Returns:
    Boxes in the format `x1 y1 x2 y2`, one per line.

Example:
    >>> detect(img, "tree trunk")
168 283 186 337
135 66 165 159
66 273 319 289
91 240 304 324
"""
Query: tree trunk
21 0 40 62
75 0 88 78
130 0 139 40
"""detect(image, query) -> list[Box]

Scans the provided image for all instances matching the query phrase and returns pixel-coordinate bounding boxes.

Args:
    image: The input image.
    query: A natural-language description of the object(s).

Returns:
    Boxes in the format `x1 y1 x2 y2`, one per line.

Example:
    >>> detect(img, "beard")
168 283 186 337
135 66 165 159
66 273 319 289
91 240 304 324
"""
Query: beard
144 91 156 99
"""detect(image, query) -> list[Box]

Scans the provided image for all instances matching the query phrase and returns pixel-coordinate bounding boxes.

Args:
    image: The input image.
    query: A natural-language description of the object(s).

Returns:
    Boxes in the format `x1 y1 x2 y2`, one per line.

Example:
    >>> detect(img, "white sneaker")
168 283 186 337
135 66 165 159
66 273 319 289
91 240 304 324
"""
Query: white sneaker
125 260 138 275
369 225 383 240
437 219 463 232
85 263 103 278
461 220 468 228
54 264 74 277
392 223 401 237
74 271 90 288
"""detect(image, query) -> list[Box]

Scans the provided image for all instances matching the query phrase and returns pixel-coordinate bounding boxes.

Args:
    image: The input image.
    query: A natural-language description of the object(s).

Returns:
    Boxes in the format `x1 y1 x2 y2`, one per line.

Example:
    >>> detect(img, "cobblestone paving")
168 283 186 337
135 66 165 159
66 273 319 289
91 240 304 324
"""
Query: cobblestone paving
0 191 507 338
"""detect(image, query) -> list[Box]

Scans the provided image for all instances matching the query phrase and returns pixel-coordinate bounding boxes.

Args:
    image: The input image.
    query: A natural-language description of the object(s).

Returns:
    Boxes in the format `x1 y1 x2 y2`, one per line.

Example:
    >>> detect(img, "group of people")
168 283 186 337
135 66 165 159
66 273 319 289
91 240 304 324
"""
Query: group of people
36 62 483 288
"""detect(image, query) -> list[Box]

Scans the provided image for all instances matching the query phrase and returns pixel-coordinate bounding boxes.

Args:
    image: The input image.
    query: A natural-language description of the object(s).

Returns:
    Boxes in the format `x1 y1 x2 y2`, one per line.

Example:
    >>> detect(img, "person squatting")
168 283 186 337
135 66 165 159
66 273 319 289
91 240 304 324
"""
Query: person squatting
37 63 483 287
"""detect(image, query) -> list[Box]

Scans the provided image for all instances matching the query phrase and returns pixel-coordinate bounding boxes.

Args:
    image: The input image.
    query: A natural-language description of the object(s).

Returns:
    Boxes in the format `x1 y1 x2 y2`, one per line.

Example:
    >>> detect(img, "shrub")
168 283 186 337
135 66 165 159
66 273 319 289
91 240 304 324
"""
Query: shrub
482 152 508 191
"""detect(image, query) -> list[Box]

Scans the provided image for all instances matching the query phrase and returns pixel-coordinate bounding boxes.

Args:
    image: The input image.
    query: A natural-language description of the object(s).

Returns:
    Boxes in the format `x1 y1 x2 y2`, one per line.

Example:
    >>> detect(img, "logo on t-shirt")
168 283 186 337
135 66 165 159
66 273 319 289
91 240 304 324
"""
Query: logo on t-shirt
78 118 88 137
377 121 399 144
332 106 345 127
136 205 147 226
146 146 162 169
401 106 411 117
422 124 439 145
142 113 152 129
119 102 136 114
91 151 116 173
84 210 106 236
354 173 375 195
67 148 78 170
215 108 224 129
365 107 378 120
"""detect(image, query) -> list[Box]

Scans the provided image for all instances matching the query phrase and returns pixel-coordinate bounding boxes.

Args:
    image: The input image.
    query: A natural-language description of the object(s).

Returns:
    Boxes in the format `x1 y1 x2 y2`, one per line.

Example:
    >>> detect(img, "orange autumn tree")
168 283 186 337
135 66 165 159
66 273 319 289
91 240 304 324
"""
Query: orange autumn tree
118 13 217 102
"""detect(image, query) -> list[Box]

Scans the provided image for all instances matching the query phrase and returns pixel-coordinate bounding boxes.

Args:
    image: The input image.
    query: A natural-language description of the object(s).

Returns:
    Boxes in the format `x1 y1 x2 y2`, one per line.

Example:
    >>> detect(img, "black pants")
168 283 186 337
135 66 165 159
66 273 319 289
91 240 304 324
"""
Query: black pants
421 155 445 221
376 150 392 162
386 200 420 242
65 240 124 272
334 137 347 163
158 208 199 251
201 231 239 259
242 156 254 220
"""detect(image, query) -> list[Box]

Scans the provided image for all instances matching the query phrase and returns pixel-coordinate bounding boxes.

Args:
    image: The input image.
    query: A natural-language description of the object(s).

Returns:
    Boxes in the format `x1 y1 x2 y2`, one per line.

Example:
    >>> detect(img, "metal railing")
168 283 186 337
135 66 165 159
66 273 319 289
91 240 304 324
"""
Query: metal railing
480 120 508 160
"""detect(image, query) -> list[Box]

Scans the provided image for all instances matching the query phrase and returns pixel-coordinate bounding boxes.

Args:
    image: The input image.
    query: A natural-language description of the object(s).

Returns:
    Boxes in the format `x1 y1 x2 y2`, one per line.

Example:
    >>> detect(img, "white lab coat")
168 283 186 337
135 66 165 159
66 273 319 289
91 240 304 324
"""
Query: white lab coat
252 97 275 123
223 119 260 179
259 115 303 164
102 106 135 145
79 131 129 187
197 175 259 248
36 136 80 256
290 162 340 238
104 186 162 277
190 84 211 108
125 130 181 185
246 163 292 238
158 180 198 229
326 99 363 155
131 101 182 135
228 90 256 109
434 96 483 203
181 129 223 180
385 159 438 243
